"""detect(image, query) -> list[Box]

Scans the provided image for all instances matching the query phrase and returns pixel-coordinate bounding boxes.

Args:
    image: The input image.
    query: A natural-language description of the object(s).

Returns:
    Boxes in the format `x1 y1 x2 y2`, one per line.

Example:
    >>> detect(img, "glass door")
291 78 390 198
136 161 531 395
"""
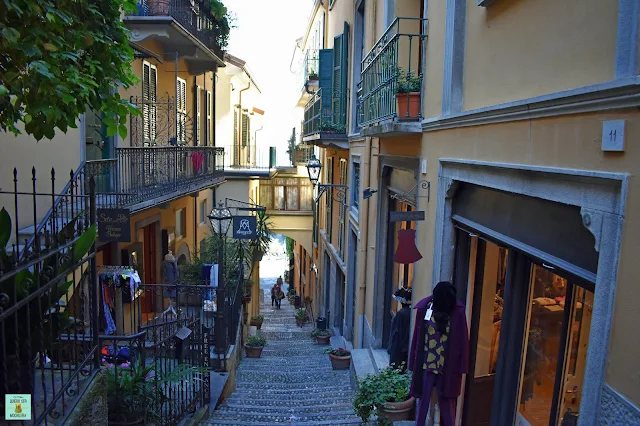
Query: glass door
515 264 593 426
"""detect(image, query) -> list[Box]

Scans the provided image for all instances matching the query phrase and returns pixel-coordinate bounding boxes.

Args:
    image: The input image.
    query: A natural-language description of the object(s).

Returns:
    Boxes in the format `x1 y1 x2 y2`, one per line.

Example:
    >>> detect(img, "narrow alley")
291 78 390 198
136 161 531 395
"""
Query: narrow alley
203 293 363 425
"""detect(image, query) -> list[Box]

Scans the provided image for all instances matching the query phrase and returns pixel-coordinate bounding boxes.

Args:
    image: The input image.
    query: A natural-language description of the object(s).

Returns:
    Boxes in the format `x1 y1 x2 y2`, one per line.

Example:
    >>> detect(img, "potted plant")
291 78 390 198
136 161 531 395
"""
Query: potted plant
251 210 273 262
310 328 331 345
295 307 306 327
244 334 267 358
396 68 421 120
0 208 95 409
326 347 351 370
250 314 264 329
308 71 319 80
353 365 415 425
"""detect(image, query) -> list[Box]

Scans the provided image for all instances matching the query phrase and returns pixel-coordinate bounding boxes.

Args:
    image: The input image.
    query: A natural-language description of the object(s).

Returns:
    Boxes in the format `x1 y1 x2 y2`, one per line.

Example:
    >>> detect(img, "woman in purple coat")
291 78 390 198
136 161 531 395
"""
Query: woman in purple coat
408 281 469 426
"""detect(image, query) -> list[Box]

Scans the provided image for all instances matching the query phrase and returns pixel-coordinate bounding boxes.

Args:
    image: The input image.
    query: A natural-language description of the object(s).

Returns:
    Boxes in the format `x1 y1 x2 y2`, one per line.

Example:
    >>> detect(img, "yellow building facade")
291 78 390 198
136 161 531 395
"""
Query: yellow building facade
299 0 640 423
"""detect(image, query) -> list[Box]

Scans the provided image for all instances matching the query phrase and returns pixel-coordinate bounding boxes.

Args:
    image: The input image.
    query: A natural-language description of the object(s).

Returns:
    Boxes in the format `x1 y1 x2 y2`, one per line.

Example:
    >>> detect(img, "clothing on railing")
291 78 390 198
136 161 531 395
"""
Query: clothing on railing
98 266 142 334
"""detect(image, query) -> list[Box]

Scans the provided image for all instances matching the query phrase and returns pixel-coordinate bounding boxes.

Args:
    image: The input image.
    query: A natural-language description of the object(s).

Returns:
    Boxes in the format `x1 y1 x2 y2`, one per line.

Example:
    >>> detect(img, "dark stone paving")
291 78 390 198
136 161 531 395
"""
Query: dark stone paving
203 295 363 425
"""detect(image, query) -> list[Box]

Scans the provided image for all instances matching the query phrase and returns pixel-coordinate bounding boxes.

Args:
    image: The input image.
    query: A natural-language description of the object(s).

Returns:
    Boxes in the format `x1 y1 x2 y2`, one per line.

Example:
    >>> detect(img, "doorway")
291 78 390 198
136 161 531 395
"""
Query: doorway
459 232 594 426
335 268 346 334
139 222 159 314
346 228 358 342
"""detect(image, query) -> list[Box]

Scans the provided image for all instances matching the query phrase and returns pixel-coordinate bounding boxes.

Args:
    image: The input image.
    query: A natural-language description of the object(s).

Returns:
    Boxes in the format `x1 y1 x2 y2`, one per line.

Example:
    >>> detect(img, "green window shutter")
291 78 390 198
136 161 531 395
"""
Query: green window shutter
233 110 238 145
318 49 334 119
332 22 350 128
241 113 249 147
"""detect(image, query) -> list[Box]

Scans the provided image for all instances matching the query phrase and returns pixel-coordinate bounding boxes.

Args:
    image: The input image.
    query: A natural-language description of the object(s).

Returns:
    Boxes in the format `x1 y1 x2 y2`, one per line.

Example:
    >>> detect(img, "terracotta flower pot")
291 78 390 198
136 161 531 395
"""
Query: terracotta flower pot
315 335 330 345
250 320 263 330
378 396 416 422
244 345 264 358
329 353 351 370
148 0 169 15
396 92 420 120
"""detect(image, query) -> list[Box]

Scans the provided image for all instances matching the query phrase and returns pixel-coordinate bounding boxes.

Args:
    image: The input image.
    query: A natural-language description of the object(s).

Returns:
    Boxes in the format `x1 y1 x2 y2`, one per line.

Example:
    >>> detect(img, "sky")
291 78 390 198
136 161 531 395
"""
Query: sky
225 0 312 164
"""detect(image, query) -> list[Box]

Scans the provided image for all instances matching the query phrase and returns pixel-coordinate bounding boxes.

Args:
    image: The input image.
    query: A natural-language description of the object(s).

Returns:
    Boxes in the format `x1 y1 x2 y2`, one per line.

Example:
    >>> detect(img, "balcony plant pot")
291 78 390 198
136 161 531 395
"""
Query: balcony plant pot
378 396 416 422
250 320 263 330
244 344 264 358
148 0 169 15
396 92 420 120
329 353 352 370
316 335 330 345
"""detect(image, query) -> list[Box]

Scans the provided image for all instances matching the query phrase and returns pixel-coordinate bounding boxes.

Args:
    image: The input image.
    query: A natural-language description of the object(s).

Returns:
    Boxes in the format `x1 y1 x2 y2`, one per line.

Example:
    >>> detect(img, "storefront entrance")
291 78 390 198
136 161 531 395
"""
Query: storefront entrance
450 181 598 426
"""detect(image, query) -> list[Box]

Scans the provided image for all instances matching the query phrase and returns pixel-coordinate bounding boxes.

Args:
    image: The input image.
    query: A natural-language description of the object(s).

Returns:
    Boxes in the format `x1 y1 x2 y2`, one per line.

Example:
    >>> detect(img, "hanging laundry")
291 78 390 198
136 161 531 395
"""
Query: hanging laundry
394 228 423 264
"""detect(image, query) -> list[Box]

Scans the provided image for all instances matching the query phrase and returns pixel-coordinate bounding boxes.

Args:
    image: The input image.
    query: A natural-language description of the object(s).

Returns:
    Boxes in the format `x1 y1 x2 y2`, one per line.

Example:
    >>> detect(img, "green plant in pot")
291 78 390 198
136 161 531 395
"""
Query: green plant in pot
0 208 96 406
353 365 414 425
250 314 264 329
325 347 351 370
251 210 273 262
244 334 267 358
395 67 422 120
295 307 306 327
310 328 331 345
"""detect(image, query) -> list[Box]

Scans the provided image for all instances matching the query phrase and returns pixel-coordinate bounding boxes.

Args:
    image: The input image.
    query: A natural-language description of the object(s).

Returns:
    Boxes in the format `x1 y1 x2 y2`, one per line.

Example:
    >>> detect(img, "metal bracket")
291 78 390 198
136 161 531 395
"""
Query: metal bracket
390 180 431 204
315 184 349 206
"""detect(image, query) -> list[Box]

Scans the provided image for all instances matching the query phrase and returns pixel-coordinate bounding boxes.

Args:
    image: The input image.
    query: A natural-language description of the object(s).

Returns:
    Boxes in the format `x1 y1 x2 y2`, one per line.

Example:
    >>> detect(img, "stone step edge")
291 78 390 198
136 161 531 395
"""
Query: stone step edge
210 409 358 420
221 403 354 412
203 419 371 426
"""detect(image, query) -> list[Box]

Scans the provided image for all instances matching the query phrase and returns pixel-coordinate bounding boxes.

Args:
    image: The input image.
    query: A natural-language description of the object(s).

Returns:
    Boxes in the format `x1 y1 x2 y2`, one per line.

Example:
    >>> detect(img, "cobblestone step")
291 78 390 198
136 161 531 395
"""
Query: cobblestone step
219 403 354 414
205 419 366 426
208 409 360 423
224 395 353 407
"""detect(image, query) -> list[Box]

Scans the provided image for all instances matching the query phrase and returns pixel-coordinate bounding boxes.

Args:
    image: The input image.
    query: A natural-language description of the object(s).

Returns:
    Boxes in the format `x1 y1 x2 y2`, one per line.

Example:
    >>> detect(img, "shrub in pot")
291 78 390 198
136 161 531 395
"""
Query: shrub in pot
244 334 267 358
250 314 264 329
295 308 306 327
326 347 351 370
353 365 415 425
395 67 421 120
310 328 331 345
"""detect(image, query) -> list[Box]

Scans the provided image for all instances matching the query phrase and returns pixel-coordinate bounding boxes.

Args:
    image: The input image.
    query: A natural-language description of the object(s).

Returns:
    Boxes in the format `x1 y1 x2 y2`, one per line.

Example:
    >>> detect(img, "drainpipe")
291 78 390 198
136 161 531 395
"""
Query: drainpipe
193 76 198 146
213 73 218 147
238 81 251 163
254 126 264 167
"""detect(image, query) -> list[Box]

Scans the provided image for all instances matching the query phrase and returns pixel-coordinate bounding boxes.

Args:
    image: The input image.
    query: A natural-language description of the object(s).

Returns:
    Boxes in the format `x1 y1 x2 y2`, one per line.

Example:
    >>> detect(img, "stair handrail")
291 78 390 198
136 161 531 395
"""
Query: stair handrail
19 161 87 261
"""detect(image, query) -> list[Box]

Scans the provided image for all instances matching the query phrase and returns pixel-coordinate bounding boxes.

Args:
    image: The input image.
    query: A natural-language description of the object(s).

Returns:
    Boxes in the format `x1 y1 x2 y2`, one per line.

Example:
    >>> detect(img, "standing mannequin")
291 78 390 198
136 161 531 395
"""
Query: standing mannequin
162 251 179 302
409 281 469 426
388 287 413 371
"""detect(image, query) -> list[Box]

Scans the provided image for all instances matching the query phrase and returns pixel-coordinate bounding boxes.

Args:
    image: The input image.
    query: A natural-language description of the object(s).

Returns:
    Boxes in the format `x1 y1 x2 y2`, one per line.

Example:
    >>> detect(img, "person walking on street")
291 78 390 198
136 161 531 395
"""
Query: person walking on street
271 284 277 307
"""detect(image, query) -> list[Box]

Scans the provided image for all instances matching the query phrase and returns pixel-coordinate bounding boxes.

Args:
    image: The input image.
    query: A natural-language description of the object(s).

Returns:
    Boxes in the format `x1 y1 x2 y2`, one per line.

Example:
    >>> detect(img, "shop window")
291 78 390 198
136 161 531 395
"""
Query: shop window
176 208 186 239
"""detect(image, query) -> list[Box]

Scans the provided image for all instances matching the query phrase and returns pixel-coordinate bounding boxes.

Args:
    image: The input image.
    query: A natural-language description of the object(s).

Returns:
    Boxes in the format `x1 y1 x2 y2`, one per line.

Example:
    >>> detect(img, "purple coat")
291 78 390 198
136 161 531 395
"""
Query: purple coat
408 296 469 399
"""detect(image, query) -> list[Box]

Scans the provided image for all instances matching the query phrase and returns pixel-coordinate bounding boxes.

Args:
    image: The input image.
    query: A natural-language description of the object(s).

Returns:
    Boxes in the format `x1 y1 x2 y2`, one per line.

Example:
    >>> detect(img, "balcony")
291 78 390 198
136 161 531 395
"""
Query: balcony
358 18 427 137
302 88 349 148
220 144 278 178
296 49 319 107
259 177 314 214
125 0 224 73
294 144 314 165
86 146 225 211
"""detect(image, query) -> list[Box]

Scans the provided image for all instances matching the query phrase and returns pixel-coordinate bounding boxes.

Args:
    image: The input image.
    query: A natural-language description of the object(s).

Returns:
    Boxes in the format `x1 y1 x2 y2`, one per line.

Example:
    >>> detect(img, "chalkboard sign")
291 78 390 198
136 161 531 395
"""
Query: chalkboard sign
98 208 131 242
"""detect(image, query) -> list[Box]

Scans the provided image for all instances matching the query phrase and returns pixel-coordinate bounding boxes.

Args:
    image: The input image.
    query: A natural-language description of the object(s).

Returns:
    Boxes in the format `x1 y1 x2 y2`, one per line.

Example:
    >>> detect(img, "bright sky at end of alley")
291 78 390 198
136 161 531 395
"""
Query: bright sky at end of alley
226 0 312 163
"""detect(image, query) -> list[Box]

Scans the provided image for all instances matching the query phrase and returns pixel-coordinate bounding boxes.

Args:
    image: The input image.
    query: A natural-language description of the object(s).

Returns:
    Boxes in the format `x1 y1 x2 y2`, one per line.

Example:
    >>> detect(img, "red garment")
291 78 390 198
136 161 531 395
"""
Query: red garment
394 229 423 264
191 152 205 173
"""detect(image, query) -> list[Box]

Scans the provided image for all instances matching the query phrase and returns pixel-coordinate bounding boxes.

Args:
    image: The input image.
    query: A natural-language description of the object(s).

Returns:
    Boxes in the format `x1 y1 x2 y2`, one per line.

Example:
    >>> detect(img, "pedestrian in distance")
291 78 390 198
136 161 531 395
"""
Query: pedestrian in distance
271 284 277 307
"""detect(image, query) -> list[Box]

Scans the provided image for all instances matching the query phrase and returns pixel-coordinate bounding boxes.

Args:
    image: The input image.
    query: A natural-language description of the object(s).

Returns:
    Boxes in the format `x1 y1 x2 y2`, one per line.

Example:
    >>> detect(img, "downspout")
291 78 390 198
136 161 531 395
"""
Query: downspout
213 72 218 147
238 81 251 164
193 76 198 146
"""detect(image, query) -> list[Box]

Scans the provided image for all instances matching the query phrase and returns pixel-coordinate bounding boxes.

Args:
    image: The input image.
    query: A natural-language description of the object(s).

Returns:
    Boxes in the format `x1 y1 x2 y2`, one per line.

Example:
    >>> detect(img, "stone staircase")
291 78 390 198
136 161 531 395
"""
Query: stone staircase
202 294 363 425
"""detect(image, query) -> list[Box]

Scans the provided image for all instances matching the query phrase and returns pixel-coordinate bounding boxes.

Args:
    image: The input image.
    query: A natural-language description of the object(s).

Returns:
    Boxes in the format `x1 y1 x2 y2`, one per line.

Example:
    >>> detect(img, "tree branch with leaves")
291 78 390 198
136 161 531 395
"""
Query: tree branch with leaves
0 0 140 140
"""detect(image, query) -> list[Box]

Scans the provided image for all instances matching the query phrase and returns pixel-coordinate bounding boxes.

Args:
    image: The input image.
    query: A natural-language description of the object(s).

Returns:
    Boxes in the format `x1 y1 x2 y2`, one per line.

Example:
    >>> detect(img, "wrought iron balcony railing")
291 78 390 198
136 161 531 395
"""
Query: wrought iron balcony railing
303 88 348 137
294 144 314 165
130 0 225 57
220 144 276 170
85 146 224 208
358 18 427 128
299 49 319 90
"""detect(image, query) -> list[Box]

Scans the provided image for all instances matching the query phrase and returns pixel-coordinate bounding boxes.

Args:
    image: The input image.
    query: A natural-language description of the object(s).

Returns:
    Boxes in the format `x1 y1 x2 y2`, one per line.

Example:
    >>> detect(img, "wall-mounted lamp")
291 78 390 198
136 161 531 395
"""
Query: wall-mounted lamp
363 188 377 200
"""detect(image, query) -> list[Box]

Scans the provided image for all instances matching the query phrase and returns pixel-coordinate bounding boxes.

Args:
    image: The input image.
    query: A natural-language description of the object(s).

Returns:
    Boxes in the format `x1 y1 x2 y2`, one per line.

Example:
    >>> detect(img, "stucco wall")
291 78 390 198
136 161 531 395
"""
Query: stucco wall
462 0 617 111
419 110 640 408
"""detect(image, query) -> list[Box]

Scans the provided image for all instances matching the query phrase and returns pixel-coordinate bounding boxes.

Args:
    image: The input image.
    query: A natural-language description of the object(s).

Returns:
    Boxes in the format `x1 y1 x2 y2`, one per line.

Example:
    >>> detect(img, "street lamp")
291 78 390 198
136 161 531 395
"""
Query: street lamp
306 154 322 185
305 154 347 204
208 201 232 236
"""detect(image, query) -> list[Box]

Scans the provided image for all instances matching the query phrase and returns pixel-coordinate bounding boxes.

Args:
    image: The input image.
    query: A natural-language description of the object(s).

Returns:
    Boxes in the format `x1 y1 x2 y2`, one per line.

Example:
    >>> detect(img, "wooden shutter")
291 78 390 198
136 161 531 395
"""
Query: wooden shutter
196 87 201 145
142 62 150 142
205 90 212 146
332 23 349 127
150 65 157 143
233 110 238 146
241 113 249 147
176 78 187 144
319 49 333 120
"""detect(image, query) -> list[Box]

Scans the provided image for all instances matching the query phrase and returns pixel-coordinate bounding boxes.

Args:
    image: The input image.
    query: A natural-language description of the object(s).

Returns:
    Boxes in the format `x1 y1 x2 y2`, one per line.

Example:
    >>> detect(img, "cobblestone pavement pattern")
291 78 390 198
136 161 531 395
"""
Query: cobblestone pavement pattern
203 293 362 425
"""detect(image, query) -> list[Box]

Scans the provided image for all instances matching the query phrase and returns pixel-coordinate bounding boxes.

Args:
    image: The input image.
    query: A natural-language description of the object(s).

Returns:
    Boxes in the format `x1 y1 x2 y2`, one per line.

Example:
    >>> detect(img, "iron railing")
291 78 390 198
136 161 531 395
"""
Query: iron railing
294 144 314 165
0 171 99 424
130 0 225 57
358 18 427 127
303 88 349 137
129 96 195 148
220 144 276 169
299 49 319 90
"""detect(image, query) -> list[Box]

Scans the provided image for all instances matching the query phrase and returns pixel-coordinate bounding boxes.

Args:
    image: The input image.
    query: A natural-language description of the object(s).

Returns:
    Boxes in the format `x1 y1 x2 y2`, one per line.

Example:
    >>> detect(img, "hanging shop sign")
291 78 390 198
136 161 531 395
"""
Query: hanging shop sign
389 210 425 223
97 208 131 242
233 215 257 239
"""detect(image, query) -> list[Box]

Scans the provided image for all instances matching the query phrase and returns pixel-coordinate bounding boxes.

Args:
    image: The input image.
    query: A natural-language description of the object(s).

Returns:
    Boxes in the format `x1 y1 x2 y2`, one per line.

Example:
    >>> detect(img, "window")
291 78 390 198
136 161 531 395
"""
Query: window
352 161 360 211
233 109 239 146
196 87 201 145
259 178 313 211
199 199 207 225
176 208 186 238
142 61 157 144
332 23 350 128
205 90 212 145
176 78 187 144
241 112 250 147
338 159 347 257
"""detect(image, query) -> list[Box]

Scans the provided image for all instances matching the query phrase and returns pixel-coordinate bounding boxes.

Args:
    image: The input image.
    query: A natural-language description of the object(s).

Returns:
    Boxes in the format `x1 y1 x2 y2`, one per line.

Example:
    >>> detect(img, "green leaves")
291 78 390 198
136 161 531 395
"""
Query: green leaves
353 365 412 424
0 207 11 248
0 0 140 140
73 224 96 263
